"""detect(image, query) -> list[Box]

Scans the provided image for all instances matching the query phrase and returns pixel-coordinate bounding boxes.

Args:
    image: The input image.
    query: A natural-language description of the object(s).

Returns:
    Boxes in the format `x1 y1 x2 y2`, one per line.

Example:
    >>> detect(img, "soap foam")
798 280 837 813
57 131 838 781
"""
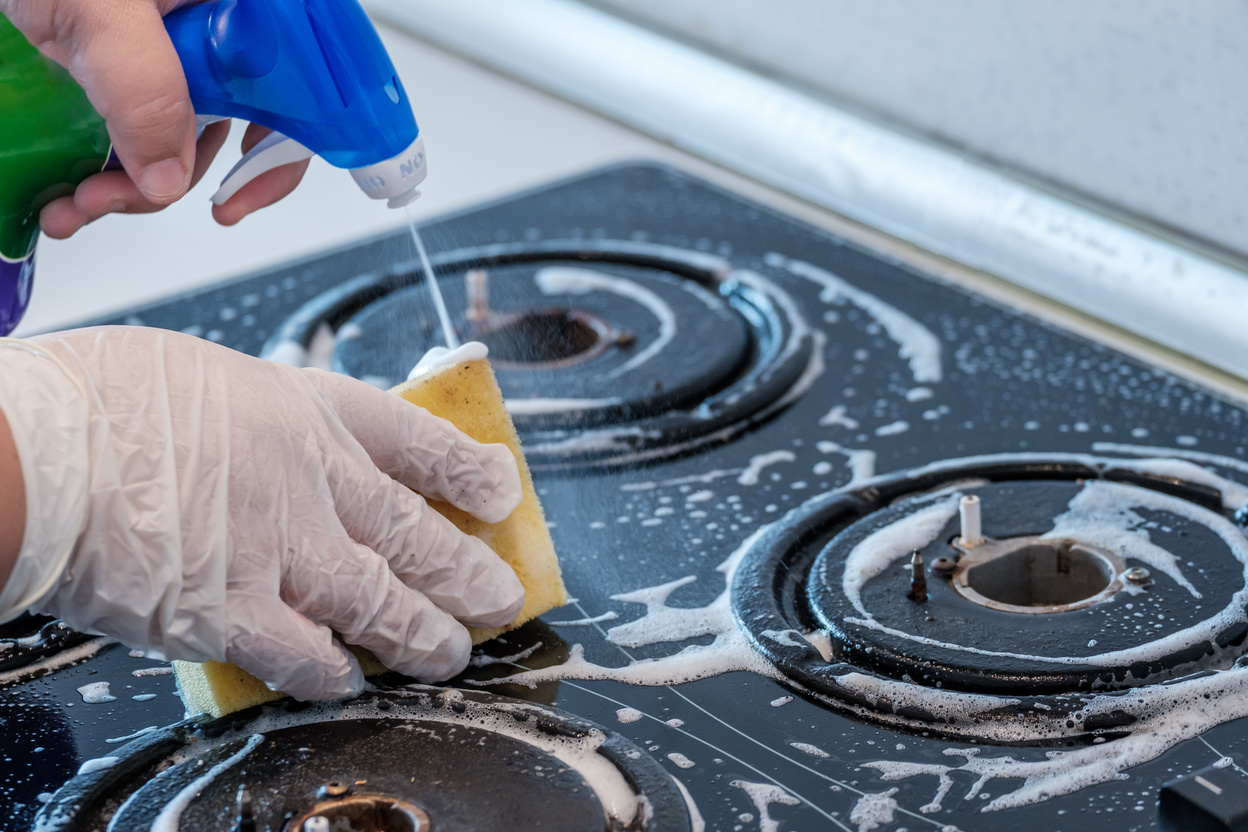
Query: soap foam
730 780 800 832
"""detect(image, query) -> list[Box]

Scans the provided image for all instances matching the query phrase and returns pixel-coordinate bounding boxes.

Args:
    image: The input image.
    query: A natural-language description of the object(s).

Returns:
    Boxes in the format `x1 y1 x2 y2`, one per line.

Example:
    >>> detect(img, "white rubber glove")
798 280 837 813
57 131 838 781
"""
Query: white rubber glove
0 327 525 701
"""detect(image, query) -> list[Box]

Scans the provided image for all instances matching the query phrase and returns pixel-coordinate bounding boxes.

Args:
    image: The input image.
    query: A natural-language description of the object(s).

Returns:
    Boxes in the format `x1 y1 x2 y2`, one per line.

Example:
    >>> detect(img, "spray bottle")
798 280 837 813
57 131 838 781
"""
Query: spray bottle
0 0 427 335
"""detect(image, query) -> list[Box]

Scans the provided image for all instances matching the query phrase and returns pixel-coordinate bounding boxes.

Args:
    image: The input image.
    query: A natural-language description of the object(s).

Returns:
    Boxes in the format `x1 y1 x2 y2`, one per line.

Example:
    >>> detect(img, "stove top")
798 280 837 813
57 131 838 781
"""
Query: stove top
9 164 1248 831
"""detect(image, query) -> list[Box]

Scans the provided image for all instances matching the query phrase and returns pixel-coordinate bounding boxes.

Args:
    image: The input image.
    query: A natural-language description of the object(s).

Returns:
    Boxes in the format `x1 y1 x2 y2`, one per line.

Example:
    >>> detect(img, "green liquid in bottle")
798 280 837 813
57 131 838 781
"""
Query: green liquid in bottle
0 14 111 263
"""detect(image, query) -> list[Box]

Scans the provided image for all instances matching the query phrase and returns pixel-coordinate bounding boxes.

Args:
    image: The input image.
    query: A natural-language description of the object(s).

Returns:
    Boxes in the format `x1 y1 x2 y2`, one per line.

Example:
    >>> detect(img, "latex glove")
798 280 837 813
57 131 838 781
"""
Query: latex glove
0 327 525 701
0 0 308 235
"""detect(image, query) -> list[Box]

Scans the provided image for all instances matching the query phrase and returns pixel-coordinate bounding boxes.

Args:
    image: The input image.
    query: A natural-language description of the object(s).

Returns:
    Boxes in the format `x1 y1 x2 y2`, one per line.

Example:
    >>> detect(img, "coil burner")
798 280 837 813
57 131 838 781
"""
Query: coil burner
36 687 691 832
261 240 814 470
732 453 1248 745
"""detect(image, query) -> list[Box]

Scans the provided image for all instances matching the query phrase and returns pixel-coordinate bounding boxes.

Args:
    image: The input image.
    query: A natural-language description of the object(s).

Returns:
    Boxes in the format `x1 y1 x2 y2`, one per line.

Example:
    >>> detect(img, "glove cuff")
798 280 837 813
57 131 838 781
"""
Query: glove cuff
0 339 90 622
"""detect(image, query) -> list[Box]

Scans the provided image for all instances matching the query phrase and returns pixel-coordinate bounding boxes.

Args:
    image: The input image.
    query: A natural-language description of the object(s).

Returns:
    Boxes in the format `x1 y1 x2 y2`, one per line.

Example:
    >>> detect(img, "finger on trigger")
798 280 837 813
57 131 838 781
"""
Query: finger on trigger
303 368 524 523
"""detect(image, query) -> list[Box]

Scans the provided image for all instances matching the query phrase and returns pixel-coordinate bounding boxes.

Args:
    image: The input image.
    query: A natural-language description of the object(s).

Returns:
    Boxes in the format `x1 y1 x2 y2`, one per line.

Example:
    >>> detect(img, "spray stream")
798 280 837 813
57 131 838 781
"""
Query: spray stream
405 206 459 349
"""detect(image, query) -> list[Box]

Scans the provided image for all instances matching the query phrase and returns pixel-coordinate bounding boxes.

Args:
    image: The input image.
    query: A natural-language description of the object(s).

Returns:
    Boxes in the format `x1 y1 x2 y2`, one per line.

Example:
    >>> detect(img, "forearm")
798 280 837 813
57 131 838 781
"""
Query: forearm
0 406 26 594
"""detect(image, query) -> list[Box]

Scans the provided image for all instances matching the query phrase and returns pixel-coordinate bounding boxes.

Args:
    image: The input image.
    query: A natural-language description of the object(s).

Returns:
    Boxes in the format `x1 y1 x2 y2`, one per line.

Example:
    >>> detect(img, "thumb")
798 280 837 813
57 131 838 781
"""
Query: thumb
55 0 196 204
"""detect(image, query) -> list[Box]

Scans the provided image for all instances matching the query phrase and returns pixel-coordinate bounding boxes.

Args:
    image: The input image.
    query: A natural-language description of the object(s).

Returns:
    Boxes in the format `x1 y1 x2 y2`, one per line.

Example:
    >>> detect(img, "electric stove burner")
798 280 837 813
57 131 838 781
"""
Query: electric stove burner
36 687 691 832
0 614 94 680
732 453 1248 743
261 240 814 469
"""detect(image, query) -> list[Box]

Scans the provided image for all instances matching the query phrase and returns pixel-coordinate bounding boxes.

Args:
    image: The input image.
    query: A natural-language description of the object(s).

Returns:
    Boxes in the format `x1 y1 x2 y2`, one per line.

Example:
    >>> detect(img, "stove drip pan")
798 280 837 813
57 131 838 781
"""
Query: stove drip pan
262 241 813 470
732 453 1248 744
36 687 691 832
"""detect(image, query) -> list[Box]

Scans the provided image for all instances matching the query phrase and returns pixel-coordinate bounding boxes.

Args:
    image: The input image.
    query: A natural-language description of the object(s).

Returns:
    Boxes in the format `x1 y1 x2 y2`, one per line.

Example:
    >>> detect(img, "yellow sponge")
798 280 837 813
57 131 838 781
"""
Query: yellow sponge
174 358 566 718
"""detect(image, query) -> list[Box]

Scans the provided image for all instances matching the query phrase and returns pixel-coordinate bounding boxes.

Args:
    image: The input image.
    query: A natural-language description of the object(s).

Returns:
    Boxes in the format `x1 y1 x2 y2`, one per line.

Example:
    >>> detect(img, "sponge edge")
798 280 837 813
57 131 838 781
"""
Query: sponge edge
173 358 567 718
392 358 567 643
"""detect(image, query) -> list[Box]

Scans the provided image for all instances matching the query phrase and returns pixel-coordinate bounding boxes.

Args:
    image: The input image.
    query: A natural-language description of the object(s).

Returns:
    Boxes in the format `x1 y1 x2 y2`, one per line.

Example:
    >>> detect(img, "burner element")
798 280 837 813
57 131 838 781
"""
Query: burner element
290 790 433 831
36 687 692 832
262 240 814 469
732 454 1248 743
479 307 617 369
949 535 1124 614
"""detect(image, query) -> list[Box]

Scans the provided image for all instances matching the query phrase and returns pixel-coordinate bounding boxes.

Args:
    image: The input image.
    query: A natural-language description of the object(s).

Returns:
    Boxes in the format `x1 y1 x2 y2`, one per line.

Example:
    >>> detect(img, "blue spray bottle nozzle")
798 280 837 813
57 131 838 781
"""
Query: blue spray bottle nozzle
165 0 426 207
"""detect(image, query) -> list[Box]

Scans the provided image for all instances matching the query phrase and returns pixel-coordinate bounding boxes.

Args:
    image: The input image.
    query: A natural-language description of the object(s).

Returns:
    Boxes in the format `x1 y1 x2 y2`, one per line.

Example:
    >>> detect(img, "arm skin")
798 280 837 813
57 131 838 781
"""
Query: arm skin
0 408 26 595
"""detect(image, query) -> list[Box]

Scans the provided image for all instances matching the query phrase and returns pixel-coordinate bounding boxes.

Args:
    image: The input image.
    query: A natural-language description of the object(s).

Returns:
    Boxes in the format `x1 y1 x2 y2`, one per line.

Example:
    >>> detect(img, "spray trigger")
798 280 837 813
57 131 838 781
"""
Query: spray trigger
211 131 315 206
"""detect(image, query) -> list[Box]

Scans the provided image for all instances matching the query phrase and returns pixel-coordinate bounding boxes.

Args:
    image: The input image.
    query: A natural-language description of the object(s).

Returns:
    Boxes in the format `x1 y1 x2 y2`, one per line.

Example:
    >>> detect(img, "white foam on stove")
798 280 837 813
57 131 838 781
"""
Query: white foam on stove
815 441 876 485
505 397 623 415
492 527 782 690
304 323 336 372
148 734 265 832
667 752 696 769
535 266 677 377
482 452 1248 814
862 667 1248 812
819 405 859 429
672 778 707 832
874 420 910 437
788 742 829 758
842 494 962 620
840 478 1248 670
848 788 899 832
730 780 800 832
548 611 619 627
767 253 943 383
737 451 796 486
75 756 119 776
1044 481 1202 598
76 682 115 704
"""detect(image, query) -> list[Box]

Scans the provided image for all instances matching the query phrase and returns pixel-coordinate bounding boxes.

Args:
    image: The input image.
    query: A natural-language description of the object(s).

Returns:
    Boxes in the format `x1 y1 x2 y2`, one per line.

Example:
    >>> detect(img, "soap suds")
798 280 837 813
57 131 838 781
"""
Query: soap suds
789 742 829 758
768 253 942 383
874 420 910 437
738 451 797 486
667 752 696 769
505 397 623 416
149 734 265 832
76 681 116 704
849 789 899 832
840 479 1248 670
535 267 677 376
819 405 859 429
76 756 119 776
487 528 781 690
549 612 619 627
730 780 800 832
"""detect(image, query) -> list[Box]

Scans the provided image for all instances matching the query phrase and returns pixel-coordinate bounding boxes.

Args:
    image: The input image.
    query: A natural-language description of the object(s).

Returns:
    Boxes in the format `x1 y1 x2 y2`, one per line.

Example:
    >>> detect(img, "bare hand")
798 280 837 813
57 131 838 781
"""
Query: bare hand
0 0 309 237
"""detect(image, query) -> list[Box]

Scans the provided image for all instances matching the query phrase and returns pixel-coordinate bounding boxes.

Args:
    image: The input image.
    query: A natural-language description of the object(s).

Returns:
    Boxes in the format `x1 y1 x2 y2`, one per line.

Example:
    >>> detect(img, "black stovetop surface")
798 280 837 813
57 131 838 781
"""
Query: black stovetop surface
6 164 1248 831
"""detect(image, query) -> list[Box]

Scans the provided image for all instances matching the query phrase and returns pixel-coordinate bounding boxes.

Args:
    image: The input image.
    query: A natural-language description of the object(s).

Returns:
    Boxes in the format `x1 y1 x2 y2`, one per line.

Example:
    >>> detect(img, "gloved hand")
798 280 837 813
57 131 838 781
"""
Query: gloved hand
0 0 308 236
0 327 525 700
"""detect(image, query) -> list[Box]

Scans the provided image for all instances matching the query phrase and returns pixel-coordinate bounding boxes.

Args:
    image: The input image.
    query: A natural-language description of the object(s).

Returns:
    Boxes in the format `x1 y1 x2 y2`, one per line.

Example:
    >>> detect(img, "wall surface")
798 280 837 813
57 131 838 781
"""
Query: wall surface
587 0 1248 258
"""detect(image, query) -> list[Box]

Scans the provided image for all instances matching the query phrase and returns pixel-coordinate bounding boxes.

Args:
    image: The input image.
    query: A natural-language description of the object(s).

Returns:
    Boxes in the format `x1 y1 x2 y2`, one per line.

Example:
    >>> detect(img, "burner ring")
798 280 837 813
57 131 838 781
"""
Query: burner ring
0 614 94 682
947 534 1126 614
480 306 619 370
731 453 1248 745
261 239 815 470
36 686 693 832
